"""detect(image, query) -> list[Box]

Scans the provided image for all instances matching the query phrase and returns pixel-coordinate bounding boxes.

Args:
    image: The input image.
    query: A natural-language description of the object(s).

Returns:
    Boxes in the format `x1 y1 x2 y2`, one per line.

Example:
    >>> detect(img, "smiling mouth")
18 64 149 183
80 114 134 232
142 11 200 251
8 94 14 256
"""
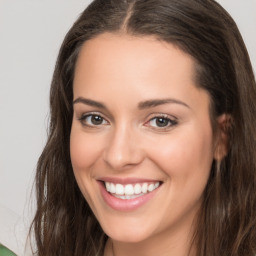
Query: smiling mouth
103 181 162 200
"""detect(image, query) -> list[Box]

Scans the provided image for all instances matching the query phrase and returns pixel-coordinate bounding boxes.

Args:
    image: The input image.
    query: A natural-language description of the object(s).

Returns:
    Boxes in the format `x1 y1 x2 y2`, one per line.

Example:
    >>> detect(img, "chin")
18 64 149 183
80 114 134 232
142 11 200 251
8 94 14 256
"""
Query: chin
106 230 150 243
100 218 155 243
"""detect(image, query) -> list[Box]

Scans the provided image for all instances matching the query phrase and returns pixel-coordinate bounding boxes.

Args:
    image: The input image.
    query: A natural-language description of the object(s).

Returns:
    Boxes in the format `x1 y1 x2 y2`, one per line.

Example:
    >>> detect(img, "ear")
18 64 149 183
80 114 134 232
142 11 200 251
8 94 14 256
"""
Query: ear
213 114 232 161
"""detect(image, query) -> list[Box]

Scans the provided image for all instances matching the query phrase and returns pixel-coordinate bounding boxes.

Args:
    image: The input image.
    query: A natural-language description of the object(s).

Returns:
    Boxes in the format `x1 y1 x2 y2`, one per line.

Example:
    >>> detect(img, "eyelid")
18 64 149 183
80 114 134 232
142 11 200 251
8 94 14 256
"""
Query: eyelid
145 112 177 121
144 113 178 129
77 111 110 127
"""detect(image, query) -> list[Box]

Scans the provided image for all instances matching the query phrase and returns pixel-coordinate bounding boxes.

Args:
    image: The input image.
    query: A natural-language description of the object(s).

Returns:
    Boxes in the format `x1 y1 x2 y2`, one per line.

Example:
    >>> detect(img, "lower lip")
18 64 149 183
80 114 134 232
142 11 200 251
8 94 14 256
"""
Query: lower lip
98 182 160 211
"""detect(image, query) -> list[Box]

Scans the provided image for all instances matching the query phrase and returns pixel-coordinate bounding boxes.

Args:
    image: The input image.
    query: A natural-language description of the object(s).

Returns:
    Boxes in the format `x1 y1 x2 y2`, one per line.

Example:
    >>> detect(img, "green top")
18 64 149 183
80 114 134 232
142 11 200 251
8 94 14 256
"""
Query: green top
0 244 16 256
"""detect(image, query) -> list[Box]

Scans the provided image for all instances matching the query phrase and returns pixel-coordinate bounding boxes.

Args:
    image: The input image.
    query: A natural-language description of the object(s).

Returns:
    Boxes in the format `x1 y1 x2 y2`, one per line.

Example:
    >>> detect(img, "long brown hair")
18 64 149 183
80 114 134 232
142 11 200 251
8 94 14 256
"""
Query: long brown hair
30 0 256 255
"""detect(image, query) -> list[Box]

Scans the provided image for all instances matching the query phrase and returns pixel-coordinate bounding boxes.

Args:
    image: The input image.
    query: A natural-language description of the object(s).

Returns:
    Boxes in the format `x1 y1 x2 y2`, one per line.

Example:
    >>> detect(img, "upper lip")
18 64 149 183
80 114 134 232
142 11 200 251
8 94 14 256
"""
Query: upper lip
97 177 162 184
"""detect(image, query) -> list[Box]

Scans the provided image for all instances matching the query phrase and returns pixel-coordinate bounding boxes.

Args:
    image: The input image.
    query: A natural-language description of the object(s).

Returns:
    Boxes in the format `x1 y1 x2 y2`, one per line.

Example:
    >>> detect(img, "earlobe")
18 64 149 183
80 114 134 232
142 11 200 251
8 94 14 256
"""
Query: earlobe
213 114 232 161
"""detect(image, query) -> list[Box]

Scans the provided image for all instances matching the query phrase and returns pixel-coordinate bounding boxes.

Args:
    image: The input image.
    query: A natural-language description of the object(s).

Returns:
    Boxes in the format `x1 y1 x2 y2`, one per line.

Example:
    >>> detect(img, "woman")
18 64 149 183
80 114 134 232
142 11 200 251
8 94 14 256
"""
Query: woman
30 0 256 255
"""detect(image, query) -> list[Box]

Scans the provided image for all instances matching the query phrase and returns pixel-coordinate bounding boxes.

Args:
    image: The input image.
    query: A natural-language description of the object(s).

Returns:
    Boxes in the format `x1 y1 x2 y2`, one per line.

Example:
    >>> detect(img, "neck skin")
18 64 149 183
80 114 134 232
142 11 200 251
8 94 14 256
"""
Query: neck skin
104 211 198 256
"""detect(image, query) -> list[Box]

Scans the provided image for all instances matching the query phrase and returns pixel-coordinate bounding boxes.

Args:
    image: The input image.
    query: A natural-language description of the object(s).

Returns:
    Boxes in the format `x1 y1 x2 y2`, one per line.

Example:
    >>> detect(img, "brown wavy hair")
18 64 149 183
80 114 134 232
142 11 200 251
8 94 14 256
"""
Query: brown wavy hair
30 0 256 255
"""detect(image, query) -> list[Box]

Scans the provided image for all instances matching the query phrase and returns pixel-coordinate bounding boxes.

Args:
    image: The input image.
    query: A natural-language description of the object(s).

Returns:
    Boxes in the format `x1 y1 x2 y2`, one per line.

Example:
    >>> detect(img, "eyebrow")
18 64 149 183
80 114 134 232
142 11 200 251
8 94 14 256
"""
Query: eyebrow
138 98 190 109
73 97 107 109
73 97 190 109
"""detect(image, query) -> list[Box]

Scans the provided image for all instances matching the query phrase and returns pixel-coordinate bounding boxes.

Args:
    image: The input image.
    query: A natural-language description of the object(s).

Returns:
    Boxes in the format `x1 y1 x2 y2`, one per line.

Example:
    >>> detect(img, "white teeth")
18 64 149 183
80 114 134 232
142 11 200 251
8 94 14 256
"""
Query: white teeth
114 194 142 199
142 183 148 193
134 184 142 194
148 184 155 192
106 182 111 192
115 184 124 195
124 184 134 195
104 181 161 198
110 183 116 193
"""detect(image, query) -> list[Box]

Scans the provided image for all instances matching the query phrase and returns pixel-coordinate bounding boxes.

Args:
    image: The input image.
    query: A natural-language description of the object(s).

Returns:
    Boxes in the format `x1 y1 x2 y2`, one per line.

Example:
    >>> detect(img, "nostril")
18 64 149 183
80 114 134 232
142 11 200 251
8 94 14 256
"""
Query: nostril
102 134 145 170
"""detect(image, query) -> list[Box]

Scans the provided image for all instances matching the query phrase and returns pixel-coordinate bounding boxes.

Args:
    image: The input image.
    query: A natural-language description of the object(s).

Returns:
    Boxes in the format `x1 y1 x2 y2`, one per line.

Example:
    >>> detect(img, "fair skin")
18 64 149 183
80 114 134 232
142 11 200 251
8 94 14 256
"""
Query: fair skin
70 33 226 256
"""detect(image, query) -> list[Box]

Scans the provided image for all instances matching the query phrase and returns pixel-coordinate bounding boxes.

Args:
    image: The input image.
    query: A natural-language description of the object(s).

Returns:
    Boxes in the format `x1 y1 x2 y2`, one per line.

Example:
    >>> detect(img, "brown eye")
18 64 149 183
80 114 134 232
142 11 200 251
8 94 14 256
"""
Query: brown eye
155 117 170 127
79 114 108 127
148 116 178 128
91 115 104 125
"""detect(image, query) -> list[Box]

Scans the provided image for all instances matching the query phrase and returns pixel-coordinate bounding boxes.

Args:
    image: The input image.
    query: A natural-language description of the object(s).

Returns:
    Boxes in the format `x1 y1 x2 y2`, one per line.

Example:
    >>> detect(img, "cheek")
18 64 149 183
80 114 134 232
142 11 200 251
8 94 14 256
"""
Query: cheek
69 124 105 202
70 125 105 209
148 126 214 185
148 127 214 223
70 127 103 172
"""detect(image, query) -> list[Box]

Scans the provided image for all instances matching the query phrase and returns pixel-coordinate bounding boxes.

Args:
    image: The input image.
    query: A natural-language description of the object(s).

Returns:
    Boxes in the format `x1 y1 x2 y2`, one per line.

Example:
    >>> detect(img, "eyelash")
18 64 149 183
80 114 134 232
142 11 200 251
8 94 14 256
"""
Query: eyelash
146 114 178 130
78 112 178 130
78 112 109 127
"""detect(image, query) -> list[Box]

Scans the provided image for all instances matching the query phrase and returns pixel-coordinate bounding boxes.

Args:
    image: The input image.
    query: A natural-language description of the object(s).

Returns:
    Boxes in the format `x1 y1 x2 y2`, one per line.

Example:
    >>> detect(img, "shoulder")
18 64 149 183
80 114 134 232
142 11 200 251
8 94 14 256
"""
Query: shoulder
0 244 17 256
0 205 29 256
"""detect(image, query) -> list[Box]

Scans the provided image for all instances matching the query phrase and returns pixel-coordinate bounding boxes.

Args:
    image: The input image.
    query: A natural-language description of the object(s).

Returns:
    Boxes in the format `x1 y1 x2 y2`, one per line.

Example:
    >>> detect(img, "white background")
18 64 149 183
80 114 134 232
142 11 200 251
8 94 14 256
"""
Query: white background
0 0 255 255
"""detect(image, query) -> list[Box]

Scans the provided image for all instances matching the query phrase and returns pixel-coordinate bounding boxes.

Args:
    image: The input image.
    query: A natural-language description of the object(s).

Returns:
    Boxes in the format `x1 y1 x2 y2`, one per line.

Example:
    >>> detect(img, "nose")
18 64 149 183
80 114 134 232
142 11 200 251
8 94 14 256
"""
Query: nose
103 125 145 170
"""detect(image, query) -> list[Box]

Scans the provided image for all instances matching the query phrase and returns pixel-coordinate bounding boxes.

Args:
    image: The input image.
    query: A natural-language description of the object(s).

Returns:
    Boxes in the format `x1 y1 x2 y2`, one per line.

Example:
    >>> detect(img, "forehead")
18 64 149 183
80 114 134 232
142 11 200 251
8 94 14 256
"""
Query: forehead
73 33 210 113
74 33 196 88
75 33 196 76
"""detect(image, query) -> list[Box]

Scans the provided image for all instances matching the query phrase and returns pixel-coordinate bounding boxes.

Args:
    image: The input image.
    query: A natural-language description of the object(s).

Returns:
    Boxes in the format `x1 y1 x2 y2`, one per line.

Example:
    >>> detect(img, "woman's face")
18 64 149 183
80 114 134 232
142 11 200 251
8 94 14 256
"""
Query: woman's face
70 33 216 243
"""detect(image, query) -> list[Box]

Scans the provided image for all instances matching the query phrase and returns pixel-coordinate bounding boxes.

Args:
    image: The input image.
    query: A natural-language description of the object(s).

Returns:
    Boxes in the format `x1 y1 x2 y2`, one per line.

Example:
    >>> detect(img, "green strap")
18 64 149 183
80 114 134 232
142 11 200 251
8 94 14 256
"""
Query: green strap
0 244 16 256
